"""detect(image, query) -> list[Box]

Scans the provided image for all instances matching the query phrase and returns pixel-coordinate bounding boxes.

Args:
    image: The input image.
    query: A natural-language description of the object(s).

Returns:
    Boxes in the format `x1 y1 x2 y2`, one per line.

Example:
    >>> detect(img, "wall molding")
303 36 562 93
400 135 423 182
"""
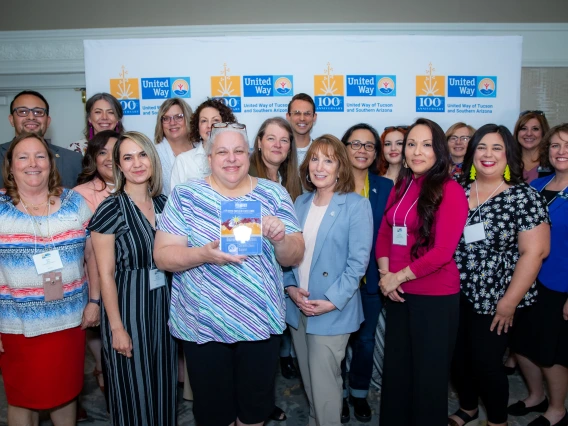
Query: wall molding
0 23 567 91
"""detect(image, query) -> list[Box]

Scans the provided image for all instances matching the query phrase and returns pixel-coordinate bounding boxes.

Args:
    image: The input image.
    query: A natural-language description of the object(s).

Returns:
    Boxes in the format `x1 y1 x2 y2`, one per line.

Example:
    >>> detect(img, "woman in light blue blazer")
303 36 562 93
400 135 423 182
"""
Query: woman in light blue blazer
285 134 373 426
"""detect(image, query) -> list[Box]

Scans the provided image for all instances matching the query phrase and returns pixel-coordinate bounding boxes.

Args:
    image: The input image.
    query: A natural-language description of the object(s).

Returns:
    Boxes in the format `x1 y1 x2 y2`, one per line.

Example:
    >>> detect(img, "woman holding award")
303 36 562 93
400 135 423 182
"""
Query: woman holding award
154 122 304 426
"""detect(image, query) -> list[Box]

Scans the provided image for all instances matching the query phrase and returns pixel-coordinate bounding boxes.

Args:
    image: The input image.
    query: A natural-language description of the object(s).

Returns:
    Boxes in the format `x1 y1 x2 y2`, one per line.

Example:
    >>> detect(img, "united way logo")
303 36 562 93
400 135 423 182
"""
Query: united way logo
274 77 293 96
378 77 396 95
478 77 497 97
141 77 191 99
416 63 445 113
242 75 293 97
110 66 140 115
346 75 396 97
211 63 241 113
448 76 497 98
314 62 344 112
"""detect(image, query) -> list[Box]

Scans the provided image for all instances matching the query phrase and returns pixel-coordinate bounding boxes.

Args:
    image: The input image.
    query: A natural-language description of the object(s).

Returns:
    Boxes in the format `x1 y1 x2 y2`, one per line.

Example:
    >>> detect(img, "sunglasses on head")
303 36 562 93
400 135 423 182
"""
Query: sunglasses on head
384 126 409 132
519 110 545 118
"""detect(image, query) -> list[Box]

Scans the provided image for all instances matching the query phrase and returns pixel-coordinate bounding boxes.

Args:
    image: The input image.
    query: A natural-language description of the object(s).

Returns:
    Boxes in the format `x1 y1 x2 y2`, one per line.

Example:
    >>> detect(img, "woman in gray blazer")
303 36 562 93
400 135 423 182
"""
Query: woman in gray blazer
285 134 373 426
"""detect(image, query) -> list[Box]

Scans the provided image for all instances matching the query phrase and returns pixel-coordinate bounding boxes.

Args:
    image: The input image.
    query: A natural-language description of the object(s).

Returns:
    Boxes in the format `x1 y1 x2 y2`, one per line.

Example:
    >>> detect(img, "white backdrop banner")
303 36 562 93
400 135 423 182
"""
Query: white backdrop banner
84 35 522 144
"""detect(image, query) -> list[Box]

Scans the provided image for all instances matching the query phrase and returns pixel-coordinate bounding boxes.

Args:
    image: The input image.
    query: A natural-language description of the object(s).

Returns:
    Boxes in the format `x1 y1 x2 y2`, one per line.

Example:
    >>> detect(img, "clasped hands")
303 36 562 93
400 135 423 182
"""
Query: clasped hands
379 269 406 303
287 287 336 316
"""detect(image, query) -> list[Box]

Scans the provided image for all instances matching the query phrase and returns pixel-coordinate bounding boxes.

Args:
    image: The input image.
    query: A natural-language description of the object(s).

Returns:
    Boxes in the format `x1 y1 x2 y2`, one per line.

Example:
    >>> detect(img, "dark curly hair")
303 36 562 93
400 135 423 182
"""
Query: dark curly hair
387 118 451 259
189 98 237 142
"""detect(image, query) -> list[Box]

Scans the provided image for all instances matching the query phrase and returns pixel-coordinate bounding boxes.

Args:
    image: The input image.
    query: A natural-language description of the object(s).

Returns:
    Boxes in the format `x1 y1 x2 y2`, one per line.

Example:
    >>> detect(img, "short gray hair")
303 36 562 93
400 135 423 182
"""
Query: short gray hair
205 126 249 156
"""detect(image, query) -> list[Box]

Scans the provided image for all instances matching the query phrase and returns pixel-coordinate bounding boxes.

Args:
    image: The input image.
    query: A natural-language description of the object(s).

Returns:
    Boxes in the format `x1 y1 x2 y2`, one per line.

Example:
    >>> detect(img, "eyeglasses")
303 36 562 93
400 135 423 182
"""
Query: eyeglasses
161 113 184 124
290 110 314 119
12 107 47 118
519 110 545 118
448 135 471 143
346 141 376 152
384 125 409 132
211 122 246 130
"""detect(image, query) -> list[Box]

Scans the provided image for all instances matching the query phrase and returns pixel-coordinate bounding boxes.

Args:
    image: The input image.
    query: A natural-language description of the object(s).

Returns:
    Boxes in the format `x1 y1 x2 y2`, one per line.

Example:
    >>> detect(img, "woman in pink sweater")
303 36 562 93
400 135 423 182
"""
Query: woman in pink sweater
377 118 468 426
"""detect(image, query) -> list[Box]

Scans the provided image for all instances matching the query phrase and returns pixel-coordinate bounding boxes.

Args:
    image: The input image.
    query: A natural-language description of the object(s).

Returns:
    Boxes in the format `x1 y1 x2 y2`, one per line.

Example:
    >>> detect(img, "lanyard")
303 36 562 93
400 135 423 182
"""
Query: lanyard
21 199 55 253
466 180 505 226
541 176 568 206
392 180 418 227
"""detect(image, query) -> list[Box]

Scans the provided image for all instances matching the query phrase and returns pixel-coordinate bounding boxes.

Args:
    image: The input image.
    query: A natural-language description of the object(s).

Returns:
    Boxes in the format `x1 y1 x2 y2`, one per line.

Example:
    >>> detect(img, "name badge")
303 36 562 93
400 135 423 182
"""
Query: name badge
393 226 408 246
149 269 166 291
33 249 64 275
43 271 63 301
463 222 486 244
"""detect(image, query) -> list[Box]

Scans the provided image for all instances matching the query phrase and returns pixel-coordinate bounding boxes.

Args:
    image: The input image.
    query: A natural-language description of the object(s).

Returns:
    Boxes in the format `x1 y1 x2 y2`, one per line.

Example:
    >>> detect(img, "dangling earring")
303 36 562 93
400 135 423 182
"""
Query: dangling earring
115 122 121 132
88 123 94 139
469 165 477 180
503 164 511 182
402 159 408 169
306 173 312 183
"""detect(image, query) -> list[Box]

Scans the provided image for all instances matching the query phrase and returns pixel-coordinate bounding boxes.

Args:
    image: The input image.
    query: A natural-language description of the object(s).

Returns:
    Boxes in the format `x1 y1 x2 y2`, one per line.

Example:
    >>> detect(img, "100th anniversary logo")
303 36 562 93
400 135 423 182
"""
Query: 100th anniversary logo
416 63 445 113
314 63 344 112
110 66 141 115
211 63 242 113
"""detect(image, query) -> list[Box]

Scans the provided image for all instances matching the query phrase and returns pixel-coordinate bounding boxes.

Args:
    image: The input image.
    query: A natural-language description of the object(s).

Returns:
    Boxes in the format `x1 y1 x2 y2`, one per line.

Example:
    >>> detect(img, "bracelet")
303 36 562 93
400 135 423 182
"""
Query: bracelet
89 298 101 305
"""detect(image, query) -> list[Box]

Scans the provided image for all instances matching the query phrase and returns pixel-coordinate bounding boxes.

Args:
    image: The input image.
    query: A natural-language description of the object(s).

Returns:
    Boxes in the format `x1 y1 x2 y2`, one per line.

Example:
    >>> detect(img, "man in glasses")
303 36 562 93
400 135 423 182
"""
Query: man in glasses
1 90 82 188
286 93 318 168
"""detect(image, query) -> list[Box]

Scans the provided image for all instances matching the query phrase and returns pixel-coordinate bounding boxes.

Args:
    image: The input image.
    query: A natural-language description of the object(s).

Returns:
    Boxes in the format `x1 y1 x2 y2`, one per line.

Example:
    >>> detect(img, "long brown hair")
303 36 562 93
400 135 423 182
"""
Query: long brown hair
250 117 302 201
77 130 120 186
2 132 62 205
388 118 450 259
299 134 355 194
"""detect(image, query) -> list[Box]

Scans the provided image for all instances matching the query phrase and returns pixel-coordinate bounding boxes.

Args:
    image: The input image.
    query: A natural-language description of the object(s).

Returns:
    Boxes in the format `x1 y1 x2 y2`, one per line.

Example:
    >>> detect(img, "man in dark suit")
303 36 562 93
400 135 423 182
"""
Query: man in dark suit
0 90 83 188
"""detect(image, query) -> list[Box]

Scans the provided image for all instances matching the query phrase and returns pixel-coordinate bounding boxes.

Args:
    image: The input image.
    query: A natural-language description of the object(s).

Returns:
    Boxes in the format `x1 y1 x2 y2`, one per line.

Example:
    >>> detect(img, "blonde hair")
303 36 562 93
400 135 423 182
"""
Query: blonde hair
113 131 163 197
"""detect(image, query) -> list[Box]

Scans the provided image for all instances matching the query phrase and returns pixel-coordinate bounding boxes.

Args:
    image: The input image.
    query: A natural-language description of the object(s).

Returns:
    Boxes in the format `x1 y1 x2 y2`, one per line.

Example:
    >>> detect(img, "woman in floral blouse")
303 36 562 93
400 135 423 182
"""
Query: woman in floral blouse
449 124 550 426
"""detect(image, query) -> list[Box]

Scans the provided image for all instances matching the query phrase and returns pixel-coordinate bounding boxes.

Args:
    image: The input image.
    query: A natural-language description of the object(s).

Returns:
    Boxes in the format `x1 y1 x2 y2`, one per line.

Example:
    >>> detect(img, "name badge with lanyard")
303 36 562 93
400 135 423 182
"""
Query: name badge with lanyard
126 194 166 291
392 181 419 246
24 199 65 301
463 180 504 244
540 177 568 228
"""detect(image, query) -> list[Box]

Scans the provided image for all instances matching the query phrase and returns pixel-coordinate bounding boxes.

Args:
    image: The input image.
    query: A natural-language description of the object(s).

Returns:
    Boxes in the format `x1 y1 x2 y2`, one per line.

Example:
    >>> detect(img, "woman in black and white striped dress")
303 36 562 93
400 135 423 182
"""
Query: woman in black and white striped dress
90 131 177 426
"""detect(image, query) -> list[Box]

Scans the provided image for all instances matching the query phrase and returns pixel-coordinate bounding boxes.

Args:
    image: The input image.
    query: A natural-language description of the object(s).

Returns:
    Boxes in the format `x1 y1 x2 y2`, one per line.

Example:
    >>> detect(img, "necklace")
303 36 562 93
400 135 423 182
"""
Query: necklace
20 196 50 211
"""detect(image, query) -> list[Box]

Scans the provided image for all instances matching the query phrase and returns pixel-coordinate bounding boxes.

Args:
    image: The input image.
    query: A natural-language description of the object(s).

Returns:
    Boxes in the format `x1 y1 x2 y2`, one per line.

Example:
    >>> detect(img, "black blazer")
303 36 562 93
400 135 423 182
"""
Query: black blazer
0 139 83 189
365 172 394 295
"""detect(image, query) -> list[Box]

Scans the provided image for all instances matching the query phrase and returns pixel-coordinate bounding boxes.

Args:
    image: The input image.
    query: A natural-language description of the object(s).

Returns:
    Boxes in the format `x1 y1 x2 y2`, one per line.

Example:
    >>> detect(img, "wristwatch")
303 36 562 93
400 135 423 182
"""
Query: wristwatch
89 298 101 305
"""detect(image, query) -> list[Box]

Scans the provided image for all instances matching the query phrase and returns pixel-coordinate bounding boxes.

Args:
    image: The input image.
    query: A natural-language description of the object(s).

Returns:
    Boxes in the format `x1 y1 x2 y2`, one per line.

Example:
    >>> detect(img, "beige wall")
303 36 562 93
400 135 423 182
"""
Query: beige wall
1 0 568 31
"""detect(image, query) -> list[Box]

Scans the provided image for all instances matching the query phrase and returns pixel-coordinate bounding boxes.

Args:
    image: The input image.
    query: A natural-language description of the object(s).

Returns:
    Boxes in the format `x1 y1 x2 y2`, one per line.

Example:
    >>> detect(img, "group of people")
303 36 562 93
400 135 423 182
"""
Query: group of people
0 89 566 426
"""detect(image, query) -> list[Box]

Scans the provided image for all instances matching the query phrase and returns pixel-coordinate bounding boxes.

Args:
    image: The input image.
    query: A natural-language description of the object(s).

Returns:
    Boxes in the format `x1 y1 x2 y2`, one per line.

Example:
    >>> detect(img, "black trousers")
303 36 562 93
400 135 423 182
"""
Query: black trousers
380 292 459 426
451 296 510 424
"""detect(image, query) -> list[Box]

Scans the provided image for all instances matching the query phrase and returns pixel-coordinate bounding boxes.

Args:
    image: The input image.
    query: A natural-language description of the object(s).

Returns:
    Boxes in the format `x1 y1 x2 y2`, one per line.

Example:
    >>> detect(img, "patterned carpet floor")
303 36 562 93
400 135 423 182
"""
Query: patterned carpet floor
0 350 560 425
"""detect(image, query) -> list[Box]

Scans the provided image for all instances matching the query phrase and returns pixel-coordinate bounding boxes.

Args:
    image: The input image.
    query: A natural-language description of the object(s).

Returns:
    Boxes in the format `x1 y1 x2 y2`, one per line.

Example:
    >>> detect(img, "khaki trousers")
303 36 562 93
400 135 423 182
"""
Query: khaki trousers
290 314 350 426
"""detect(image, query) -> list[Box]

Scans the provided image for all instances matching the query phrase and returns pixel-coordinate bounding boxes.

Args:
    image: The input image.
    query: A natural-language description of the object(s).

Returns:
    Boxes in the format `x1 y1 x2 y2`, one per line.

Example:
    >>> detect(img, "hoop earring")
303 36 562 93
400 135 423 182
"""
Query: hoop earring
503 164 511 182
469 165 477 180
306 173 312 183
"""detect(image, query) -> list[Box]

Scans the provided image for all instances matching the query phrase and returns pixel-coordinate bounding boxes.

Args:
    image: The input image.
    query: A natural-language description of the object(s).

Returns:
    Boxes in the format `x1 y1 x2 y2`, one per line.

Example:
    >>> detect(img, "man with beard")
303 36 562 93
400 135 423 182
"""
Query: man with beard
1 90 82 188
